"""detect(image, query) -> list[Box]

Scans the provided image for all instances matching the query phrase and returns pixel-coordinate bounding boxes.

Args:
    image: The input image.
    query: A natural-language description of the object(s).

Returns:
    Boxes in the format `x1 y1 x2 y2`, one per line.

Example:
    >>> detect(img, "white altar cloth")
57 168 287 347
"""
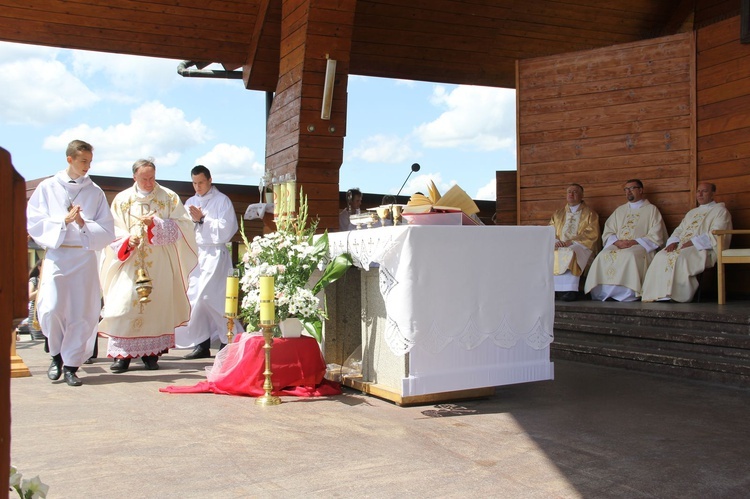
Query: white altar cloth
327 225 556 396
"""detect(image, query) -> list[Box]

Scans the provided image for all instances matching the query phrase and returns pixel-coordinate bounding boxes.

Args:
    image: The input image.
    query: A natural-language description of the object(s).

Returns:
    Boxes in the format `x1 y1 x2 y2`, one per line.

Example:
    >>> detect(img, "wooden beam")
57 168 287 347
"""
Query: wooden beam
265 0 356 232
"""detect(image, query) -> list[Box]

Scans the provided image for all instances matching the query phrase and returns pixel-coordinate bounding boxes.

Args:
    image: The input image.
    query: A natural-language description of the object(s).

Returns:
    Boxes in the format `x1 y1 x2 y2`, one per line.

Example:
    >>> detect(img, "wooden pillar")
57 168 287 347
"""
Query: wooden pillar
265 0 357 232
0 147 28 489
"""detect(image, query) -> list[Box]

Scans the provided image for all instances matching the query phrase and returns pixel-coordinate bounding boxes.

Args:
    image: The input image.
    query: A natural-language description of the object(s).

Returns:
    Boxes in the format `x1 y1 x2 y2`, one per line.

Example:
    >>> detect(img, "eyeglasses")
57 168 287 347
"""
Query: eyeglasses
623 186 642 192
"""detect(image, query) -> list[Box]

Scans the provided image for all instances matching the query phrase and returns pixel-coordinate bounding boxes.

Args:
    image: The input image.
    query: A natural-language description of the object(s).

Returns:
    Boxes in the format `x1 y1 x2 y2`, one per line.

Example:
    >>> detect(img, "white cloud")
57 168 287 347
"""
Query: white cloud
475 178 497 200
42 101 211 176
71 50 180 100
194 143 264 182
0 58 99 124
0 41 60 63
348 134 417 163
414 85 516 151
394 79 416 87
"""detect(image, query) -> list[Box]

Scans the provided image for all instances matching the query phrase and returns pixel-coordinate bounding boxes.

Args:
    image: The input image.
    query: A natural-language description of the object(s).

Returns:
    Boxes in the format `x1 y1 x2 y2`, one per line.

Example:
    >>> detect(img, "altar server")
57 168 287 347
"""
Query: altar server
584 179 667 301
99 158 198 373
549 183 600 301
641 182 732 302
339 188 362 231
175 165 242 358
27 139 115 386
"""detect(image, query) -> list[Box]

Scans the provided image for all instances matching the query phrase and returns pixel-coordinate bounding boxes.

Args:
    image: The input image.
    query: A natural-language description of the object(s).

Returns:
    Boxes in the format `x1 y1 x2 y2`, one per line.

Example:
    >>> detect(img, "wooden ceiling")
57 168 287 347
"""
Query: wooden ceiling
0 1 735 90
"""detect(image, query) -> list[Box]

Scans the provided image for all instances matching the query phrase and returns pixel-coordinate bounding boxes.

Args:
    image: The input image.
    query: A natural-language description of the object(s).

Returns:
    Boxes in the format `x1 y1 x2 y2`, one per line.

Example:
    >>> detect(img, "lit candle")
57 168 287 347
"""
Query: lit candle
259 275 275 325
225 274 239 316
272 178 280 211
288 180 296 214
279 175 289 218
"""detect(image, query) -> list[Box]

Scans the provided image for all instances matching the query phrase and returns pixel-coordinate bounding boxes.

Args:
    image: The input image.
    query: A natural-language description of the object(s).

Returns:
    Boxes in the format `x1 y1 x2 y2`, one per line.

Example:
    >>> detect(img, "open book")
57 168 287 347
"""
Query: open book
403 181 480 216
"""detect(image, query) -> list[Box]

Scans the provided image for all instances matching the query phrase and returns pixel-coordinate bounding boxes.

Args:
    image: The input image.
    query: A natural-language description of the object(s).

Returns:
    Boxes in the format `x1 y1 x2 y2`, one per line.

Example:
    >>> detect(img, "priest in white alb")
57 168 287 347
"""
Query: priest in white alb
641 182 732 302
549 183 600 302
584 179 667 301
27 139 115 387
175 165 242 359
99 158 198 373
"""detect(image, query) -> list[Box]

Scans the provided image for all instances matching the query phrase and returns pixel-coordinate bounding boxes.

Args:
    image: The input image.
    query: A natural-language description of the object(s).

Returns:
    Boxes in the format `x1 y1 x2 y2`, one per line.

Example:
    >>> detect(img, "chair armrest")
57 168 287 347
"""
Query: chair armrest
712 229 750 236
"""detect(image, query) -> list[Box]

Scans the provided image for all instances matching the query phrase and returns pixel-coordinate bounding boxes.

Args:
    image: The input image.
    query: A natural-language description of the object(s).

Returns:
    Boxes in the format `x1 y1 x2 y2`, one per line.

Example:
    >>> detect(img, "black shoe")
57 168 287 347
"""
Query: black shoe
63 367 82 387
142 355 160 370
83 357 95 365
183 341 211 360
561 291 578 302
47 355 62 381
110 358 131 373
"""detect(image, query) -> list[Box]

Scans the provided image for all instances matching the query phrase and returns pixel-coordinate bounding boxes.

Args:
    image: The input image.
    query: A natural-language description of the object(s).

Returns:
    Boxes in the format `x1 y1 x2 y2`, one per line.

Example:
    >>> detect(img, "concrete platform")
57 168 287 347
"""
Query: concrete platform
10 335 750 498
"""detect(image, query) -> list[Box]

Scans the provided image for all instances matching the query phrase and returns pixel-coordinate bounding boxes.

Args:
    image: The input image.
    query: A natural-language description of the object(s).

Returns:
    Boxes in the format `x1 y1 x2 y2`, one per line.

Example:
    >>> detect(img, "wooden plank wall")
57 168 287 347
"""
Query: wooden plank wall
495 171 517 224
517 32 694 232
696 15 750 292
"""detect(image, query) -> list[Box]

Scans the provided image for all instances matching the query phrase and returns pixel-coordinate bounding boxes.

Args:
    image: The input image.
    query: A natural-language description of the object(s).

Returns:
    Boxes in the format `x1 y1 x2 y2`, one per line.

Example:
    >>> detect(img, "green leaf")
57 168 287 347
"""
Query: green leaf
312 253 353 295
311 231 329 258
301 318 322 343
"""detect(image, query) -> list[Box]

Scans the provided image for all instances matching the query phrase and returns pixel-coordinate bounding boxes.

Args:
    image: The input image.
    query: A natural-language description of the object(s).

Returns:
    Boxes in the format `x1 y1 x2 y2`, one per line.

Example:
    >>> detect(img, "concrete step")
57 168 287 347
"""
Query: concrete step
555 306 750 336
553 334 750 374
554 321 750 357
553 301 750 387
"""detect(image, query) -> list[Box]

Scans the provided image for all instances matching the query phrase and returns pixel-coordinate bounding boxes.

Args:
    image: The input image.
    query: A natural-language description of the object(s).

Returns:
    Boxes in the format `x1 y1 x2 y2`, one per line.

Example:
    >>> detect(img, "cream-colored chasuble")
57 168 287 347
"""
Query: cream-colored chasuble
99 183 198 357
641 202 732 302
584 200 666 296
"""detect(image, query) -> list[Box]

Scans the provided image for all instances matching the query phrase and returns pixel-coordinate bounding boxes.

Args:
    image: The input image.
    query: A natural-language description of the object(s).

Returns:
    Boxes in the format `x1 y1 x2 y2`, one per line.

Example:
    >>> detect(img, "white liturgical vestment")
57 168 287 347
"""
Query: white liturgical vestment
175 186 243 348
99 183 198 358
27 172 115 367
641 202 732 302
584 199 667 301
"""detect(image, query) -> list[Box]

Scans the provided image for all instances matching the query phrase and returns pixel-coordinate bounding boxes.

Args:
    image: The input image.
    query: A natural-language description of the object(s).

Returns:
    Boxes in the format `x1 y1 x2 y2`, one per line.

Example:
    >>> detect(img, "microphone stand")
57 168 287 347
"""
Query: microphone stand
396 163 421 197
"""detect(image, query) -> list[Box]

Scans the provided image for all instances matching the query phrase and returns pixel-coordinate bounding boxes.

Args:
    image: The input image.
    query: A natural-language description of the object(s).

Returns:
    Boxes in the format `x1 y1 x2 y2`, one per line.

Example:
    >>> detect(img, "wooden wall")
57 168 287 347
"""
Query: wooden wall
696 14 750 292
517 32 695 231
696 15 750 234
495 171 517 225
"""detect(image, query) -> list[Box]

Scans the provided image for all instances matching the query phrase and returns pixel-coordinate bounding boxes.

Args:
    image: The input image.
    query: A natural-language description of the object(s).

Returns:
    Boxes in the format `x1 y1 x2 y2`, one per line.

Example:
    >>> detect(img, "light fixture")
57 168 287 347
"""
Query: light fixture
321 56 337 120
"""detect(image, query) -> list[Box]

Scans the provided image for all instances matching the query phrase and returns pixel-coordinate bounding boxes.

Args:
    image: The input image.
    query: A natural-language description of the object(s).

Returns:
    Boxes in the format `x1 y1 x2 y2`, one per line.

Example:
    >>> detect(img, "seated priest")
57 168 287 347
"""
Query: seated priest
549 183 600 301
584 179 667 302
641 182 732 302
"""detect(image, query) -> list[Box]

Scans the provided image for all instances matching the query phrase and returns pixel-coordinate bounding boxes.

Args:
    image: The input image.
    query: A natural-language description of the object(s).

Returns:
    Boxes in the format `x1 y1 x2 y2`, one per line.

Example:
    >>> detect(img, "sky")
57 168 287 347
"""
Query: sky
0 40 517 202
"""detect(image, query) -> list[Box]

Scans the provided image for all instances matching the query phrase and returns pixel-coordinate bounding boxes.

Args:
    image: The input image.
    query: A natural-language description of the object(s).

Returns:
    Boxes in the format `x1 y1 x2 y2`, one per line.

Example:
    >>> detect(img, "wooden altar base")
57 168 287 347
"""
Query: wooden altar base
342 376 495 407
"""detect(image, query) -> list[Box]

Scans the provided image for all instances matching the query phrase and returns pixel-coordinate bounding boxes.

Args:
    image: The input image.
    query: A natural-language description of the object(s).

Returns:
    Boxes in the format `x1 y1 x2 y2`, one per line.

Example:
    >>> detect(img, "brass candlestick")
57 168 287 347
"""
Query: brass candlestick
225 315 236 345
256 323 281 406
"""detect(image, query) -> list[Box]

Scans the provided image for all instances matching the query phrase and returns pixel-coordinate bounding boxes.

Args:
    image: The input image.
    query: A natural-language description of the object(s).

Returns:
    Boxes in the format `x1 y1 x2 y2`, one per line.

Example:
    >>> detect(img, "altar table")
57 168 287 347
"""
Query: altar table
161 334 340 397
326 225 555 404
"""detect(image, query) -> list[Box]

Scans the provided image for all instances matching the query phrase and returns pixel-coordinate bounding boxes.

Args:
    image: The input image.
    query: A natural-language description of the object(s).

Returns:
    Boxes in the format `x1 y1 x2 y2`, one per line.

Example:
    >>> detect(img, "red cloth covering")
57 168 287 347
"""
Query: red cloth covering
160 333 341 397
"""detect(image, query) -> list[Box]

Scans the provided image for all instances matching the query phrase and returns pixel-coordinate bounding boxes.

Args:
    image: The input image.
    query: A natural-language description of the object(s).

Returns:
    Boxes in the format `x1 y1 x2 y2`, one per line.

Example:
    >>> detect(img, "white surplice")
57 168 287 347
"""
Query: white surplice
175 186 243 348
98 183 198 358
584 199 667 301
27 172 115 367
641 202 732 302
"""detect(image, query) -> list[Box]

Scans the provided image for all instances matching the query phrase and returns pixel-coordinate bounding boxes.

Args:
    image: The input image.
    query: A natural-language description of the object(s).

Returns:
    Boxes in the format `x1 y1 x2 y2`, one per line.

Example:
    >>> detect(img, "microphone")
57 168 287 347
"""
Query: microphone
396 163 421 197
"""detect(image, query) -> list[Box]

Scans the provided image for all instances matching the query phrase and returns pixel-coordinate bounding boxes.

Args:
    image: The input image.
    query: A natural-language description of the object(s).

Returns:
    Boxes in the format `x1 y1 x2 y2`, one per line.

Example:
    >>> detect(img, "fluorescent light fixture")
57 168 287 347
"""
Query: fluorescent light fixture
321 58 337 120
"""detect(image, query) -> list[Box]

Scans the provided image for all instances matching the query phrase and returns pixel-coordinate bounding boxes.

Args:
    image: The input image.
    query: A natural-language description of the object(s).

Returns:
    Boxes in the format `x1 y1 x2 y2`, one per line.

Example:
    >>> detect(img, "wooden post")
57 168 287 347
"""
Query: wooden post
0 147 28 490
261 0 357 232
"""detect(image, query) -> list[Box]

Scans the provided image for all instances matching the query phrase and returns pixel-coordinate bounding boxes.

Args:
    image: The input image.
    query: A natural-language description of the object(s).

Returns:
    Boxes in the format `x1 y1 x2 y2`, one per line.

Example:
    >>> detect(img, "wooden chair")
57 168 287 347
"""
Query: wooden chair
712 229 750 304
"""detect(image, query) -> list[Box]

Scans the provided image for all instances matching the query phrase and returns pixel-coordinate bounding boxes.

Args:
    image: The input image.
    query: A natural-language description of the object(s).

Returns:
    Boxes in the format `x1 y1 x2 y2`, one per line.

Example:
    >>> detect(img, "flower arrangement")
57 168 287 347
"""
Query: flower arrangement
9 466 48 499
238 187 352 341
